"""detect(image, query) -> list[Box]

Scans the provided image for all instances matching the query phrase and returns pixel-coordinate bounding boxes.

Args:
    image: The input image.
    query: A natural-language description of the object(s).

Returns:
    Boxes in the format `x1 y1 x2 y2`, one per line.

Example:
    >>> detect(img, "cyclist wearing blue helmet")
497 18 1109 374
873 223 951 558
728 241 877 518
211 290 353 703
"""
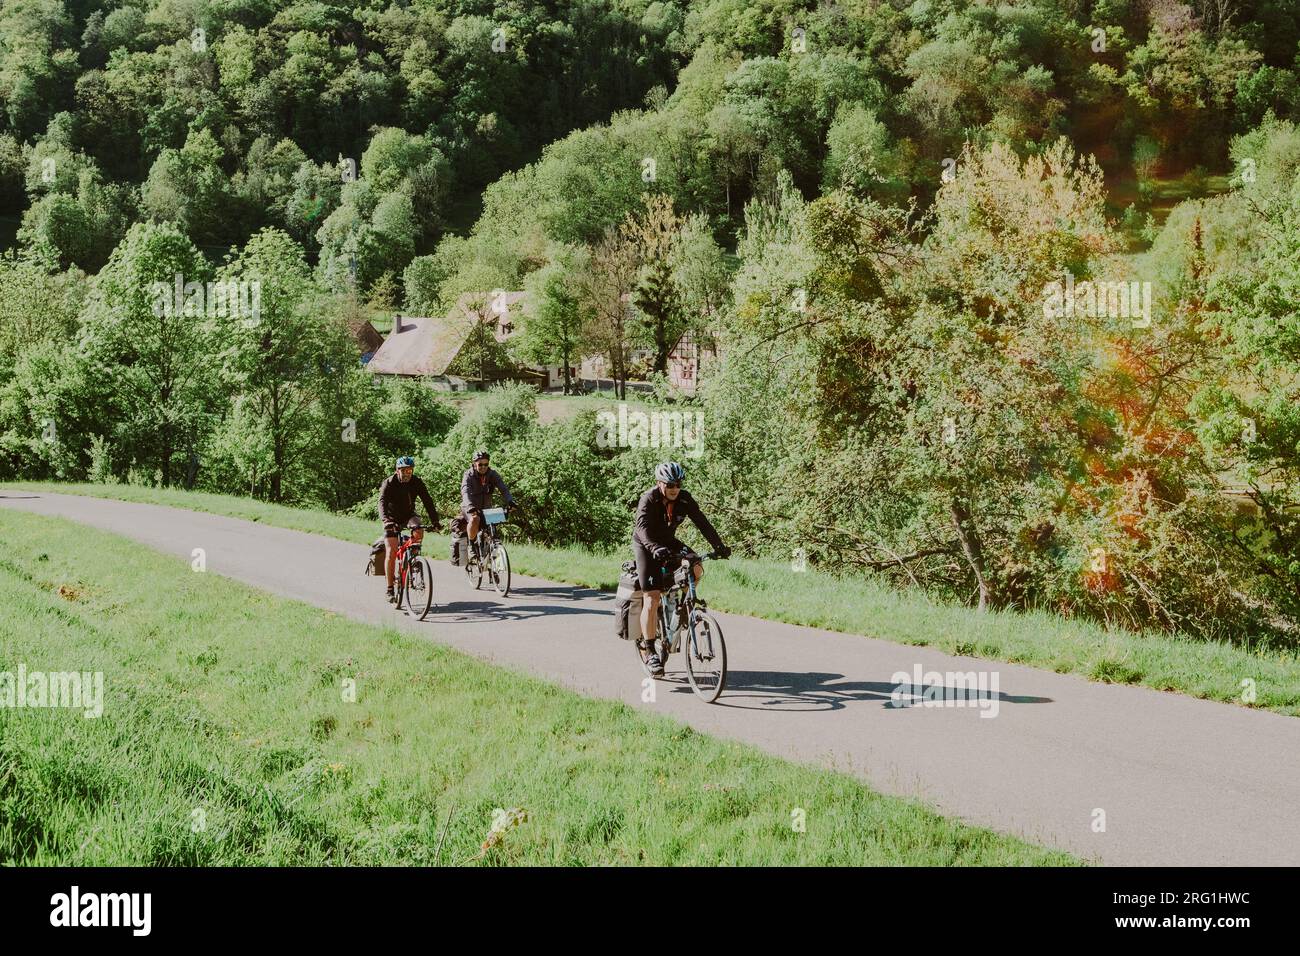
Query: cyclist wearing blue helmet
378 455 439 603
633 461 730 676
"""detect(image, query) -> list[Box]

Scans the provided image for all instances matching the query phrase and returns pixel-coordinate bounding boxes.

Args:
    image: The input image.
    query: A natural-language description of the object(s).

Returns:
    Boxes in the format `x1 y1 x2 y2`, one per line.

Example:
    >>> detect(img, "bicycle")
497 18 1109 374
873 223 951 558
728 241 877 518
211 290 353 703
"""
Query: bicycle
393 519 435 620
635 552 728 702
464 507 511 596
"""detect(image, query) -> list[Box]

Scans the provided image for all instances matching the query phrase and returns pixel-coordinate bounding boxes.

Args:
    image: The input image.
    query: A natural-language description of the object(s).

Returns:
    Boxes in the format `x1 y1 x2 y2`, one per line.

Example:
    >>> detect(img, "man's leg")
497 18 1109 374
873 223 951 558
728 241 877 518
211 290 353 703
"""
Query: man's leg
639 589 661 644
384 535 399 596
466 510 482 559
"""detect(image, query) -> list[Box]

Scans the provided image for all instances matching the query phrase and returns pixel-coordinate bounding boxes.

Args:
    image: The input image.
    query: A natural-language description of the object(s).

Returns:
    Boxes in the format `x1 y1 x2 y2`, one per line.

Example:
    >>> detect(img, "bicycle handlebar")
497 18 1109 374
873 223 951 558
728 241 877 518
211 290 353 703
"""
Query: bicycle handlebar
679 551 727 565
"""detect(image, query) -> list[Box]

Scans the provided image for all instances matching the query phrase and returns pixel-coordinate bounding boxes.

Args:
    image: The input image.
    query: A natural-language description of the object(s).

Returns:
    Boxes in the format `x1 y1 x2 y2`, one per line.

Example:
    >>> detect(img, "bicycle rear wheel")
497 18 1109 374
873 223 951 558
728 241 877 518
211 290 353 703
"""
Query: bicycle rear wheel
490 542 511 596
405 555 435 620
683 609 727 702
465 539 483 590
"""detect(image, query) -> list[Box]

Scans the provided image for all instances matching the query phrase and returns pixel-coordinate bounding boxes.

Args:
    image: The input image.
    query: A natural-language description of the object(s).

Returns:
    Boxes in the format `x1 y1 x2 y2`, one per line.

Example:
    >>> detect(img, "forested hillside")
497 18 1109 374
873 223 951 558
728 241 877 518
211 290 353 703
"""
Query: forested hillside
1 0 1297 642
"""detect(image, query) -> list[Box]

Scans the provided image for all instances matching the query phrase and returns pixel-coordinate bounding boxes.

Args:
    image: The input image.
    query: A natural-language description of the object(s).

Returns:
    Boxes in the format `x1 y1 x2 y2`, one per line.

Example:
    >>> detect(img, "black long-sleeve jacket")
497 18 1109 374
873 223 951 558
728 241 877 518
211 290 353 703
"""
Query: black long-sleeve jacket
633 486 724 561
378 473 439 528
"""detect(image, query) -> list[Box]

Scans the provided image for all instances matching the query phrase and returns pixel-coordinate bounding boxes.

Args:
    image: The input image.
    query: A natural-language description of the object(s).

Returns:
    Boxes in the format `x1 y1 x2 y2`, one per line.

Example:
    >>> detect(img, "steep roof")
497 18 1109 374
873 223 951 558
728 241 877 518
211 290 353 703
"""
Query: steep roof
367 293 529 377
351 319 384 354
366 316 462 376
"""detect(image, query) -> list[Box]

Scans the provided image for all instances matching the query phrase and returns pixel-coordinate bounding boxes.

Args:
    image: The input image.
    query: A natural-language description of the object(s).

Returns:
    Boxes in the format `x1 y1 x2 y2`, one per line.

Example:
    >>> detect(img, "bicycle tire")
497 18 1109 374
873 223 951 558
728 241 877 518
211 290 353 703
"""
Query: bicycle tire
465 539 483 590
683 609 727 702
394 555 407 609
490 543 511 596
405 555 435 620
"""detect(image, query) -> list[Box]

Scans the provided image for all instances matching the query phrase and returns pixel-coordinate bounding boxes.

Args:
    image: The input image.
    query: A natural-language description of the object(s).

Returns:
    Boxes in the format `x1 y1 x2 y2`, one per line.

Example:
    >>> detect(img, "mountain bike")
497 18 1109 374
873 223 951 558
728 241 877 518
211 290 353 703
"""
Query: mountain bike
464 507 511 596
635 552 727 702
394 519 435 620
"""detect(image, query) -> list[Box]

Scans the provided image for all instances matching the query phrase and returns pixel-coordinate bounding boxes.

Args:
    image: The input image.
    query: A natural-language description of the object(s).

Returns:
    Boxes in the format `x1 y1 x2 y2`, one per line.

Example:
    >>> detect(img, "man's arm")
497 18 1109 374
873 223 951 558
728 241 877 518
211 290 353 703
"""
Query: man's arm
634 493 672 563
377 478 394 525
460 470 473 513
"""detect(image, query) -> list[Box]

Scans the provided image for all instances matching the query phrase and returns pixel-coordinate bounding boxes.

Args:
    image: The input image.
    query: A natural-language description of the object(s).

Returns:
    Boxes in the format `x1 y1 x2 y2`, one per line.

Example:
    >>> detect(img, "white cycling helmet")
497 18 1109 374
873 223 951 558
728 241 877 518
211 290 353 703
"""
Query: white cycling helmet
655 461 685 484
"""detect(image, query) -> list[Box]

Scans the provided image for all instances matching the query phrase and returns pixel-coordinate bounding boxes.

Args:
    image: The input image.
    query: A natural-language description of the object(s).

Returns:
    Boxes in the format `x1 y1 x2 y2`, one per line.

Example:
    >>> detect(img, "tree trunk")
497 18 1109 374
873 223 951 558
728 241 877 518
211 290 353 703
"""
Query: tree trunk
654 316 670 374
270 389 283 503
951 498 992 612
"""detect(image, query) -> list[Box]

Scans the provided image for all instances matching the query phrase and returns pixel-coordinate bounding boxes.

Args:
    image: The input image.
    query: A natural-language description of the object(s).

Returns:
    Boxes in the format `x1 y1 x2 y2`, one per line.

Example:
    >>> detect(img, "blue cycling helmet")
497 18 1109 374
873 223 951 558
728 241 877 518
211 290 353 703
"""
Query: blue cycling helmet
655 461 685 483
396 456 415 468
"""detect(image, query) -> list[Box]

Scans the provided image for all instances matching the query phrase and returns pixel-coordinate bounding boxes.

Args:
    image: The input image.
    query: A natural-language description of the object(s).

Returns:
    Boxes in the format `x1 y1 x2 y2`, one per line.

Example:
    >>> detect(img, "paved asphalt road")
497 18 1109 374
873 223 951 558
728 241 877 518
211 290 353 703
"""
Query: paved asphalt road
2 492 1297 866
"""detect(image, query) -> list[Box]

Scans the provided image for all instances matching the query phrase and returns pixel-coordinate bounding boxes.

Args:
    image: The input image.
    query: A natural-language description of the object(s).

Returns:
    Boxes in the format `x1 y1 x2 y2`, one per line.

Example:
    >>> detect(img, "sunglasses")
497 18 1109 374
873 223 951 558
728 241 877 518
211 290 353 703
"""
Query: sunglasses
475 461 490 467
662 481 681 489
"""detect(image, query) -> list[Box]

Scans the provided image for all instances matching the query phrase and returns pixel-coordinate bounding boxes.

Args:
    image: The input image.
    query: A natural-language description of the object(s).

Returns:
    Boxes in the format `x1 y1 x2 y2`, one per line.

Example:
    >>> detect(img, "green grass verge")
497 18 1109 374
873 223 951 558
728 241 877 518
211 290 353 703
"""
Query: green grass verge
0 506 1077 866
6 482 1298 716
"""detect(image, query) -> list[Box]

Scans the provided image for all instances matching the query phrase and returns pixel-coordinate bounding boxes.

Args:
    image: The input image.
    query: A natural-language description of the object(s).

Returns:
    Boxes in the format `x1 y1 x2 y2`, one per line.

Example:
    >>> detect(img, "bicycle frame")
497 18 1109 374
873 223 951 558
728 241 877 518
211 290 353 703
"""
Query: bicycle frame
655 557 705 654
395 530 424 585
472 513 505 557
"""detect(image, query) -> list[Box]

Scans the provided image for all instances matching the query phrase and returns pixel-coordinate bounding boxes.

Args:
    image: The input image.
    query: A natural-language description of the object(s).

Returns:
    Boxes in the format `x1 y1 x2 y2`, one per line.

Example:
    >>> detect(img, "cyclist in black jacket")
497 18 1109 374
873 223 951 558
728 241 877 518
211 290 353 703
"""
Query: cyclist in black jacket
378 456 439 603
633 461 730 676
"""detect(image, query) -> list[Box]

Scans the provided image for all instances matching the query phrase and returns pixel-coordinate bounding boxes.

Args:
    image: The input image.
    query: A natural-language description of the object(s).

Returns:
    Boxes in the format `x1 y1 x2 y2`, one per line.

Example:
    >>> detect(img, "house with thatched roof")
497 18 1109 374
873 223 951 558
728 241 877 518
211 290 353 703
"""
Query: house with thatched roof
367 292 571 389
365 314 468 381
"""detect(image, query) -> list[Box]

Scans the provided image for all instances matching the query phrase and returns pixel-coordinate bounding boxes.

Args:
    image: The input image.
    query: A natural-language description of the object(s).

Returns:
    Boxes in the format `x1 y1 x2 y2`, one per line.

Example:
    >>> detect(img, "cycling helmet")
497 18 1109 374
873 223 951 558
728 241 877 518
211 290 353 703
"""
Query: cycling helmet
472 449 490 462
655 461 685 484
396 456 415 468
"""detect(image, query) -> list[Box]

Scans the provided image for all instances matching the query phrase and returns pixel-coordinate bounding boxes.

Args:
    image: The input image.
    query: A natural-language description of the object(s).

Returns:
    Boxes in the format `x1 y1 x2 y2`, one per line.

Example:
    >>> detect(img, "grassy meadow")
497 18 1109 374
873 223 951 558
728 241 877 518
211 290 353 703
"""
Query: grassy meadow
0 506 1078 865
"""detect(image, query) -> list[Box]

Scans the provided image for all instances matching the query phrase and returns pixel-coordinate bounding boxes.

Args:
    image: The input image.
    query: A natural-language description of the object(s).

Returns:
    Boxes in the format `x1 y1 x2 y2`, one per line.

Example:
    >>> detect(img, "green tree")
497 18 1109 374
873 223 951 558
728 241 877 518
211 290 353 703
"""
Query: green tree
519 246 590 393
141 127 235 244
77 221 220 485
215 228 326 502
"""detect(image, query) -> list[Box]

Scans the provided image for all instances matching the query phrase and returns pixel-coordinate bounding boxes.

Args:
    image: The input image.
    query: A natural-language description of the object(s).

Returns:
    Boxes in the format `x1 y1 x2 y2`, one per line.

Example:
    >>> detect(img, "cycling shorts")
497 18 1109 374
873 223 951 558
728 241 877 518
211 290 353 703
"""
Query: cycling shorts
633 541 698 592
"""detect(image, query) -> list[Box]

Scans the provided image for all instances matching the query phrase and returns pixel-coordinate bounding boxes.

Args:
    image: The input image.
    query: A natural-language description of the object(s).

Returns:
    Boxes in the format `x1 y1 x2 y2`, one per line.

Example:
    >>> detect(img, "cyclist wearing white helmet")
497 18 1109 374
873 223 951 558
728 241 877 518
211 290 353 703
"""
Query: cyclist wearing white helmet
633 460 730 676
378 455 439 603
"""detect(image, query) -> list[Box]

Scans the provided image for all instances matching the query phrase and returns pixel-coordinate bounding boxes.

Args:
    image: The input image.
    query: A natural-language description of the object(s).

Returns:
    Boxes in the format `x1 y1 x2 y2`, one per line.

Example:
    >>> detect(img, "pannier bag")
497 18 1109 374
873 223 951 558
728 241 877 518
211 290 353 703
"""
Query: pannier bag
365 537 386 575
613 560 643 641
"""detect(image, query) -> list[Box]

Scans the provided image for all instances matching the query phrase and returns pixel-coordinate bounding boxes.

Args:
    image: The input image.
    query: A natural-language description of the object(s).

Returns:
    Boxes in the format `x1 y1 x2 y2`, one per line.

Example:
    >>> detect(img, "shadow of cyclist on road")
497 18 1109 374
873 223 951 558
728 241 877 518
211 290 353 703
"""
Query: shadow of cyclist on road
690 671 1052 712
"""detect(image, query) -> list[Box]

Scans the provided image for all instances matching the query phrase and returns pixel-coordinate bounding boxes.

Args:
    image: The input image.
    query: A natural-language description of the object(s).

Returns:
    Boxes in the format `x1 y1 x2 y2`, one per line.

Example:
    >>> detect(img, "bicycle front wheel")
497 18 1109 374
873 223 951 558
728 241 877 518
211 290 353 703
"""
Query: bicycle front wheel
490 542 511 596
405 556 435 620
394 557 407 608
684 609 727 702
